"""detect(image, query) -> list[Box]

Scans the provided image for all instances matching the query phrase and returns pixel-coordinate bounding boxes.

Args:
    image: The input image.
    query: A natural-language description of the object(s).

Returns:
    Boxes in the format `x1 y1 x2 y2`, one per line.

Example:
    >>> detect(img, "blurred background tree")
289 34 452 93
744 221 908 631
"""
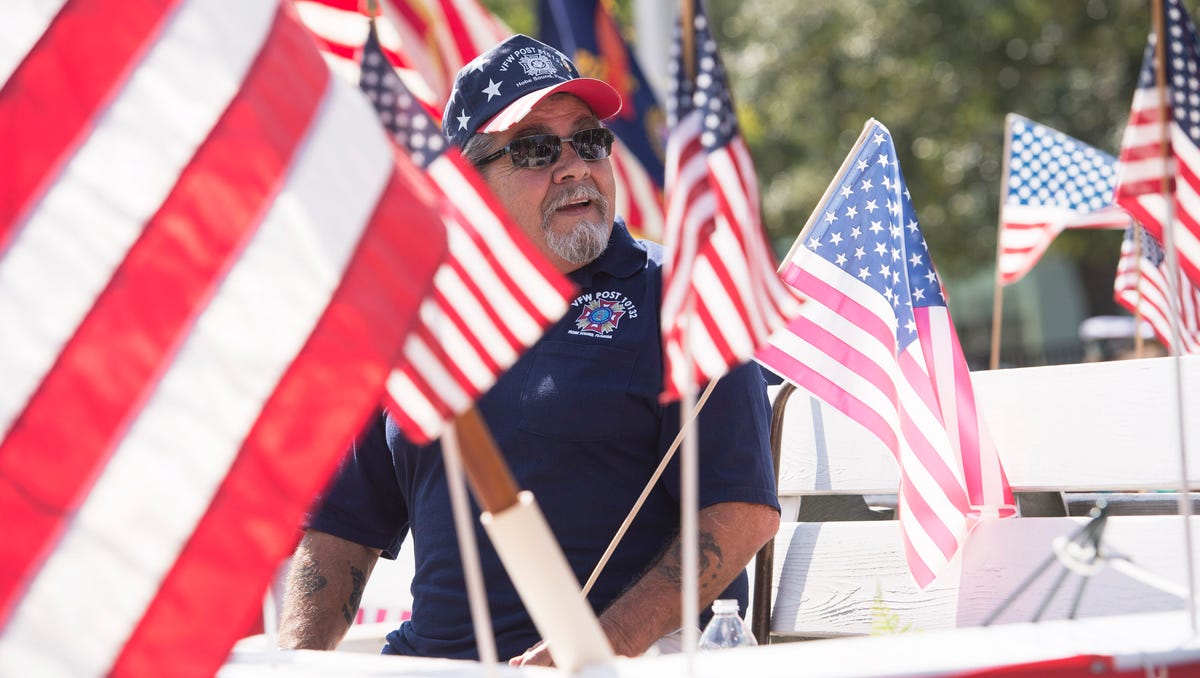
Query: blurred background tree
480 0 1155 365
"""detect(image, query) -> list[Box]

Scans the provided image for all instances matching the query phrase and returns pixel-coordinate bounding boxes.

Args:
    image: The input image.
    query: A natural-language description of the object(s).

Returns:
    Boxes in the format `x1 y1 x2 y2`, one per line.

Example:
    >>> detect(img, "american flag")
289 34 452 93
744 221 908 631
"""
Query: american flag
0 1 448 675
756 120 1015 587
538 0 666 241
1115 225 1200 354
358 24 575 443
998 114 1130 286
294 0 507 105
660 0 803 401
1114 0 1200 292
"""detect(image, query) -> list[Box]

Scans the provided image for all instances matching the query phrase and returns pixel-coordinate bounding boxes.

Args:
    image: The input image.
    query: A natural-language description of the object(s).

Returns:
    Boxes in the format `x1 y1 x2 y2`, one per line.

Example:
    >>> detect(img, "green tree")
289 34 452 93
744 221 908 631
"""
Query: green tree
706 0 1147 283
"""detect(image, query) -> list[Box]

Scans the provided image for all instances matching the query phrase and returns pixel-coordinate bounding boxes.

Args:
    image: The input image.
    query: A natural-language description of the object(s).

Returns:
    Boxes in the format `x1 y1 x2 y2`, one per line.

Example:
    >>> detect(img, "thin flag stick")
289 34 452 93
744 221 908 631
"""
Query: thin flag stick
679 2 699 666
260 581 279 653
1151 0 1198 633
679 303 700 668
440 424 499 669
1133 221 1146 357
990 114 1015 370
681 0 695 82
581 379 719 597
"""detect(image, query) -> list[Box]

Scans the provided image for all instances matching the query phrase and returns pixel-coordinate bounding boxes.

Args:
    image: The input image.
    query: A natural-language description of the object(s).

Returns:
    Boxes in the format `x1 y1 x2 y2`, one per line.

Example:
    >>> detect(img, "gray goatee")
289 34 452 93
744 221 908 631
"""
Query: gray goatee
541 185 611 266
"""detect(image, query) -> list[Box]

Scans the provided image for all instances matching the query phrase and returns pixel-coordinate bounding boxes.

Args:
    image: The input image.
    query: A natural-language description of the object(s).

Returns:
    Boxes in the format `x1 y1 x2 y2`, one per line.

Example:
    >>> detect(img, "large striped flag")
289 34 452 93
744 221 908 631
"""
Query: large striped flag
998 114 1130 286
358 24 576 443
1114 0 1200 291
0 1 449 675
1114 224 1200 354
660 0 803 401
756 120 1016 587
538 0 666 241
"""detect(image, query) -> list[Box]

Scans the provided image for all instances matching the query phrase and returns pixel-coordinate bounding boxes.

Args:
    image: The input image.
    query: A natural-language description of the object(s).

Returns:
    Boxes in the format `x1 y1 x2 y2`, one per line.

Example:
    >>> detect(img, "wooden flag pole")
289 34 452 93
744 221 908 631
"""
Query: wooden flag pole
682 0 695 82
439 424 498 669
453 408 614 670
989 114 1015 371
1150 0 1198 634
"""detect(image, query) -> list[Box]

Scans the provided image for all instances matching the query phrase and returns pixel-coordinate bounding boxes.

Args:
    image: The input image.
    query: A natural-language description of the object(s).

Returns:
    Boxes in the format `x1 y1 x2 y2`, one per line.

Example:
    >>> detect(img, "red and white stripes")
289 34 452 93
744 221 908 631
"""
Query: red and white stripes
1114 229 1200 355
997 205 1130 286
661 112 801 400
383 152 574 444
0 1 446 674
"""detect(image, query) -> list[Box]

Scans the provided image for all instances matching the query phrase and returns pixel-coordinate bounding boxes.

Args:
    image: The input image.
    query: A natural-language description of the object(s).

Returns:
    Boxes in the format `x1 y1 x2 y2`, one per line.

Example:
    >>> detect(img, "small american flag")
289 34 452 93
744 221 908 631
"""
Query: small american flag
359 24 576 443
1114 0 1200 291
998 114 1130 286
756 120 1015 587
1114 225 1200 354
660 0 803 401
293 0 508 105
0 1 447 674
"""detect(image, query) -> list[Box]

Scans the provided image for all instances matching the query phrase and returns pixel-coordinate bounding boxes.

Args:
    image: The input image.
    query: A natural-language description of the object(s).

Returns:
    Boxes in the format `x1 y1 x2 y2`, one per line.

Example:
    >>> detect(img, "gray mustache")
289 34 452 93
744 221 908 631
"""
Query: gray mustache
543 185 609 216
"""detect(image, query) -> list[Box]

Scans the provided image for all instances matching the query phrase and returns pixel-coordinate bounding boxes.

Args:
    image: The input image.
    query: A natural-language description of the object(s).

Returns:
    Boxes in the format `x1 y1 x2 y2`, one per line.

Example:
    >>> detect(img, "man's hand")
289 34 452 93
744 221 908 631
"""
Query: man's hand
509 640 552 667
509 613 638 666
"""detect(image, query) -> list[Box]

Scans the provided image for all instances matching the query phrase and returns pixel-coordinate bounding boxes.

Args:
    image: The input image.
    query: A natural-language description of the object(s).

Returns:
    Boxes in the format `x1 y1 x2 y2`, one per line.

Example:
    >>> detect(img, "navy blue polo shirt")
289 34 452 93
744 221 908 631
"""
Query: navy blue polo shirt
309 220 779 661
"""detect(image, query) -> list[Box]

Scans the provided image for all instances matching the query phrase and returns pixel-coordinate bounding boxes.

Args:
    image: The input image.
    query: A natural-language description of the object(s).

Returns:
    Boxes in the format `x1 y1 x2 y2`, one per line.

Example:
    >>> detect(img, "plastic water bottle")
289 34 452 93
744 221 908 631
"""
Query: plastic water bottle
698 599 757 649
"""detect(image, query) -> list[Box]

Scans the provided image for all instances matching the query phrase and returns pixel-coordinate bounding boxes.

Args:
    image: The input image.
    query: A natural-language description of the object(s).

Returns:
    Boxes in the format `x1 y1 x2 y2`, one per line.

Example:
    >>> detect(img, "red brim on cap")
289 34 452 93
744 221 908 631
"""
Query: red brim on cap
478 78 622 134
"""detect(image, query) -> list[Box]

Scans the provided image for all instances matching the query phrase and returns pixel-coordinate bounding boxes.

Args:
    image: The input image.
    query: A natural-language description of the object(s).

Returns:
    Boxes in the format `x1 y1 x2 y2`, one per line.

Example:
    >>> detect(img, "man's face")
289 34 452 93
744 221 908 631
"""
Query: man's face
477 94 616 273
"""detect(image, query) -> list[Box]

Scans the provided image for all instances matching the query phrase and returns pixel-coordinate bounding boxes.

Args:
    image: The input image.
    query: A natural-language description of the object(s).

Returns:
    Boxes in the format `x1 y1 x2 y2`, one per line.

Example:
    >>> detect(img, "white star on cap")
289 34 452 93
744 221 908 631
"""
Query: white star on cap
457 110 471 130
482 79 502 100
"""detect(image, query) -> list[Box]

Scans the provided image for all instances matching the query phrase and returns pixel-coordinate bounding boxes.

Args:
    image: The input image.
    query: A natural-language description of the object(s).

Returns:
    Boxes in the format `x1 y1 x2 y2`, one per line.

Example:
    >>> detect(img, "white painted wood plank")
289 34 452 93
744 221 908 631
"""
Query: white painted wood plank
224 611 1200 677
974 355 1200 491
773 355 1200 497
771 388 897 496
768 516 1199 638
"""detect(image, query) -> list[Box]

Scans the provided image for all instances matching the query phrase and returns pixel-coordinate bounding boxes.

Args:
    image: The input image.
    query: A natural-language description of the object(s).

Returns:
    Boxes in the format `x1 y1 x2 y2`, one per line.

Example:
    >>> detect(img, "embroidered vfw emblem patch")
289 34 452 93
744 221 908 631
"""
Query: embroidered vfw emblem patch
569 291 638 338
576 299 626 334
518 51 559 78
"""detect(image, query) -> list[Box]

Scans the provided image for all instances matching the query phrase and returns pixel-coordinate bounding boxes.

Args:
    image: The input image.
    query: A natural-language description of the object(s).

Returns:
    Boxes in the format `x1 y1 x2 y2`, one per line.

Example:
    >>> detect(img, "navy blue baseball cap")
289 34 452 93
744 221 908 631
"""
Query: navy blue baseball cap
442 34 622 149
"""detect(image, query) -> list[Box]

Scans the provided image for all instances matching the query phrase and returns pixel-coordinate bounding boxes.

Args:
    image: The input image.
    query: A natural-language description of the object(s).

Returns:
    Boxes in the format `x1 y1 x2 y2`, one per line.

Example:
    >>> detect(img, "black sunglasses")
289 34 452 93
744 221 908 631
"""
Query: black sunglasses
476 128 615 169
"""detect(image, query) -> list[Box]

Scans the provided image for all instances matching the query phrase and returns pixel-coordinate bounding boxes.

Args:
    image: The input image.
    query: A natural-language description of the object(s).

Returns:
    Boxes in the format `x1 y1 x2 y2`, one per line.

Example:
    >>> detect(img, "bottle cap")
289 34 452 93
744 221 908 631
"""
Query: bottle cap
711 599 739 615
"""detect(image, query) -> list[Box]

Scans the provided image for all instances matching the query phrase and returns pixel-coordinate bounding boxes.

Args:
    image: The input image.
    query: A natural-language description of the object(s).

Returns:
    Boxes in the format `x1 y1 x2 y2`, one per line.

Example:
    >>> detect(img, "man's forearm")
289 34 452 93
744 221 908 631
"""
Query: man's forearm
597 501 780 656
278 530 381 650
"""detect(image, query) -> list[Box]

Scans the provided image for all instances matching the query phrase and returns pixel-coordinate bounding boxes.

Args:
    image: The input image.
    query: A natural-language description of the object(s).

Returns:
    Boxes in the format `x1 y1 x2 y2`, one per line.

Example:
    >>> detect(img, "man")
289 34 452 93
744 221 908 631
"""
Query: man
277 34 779 665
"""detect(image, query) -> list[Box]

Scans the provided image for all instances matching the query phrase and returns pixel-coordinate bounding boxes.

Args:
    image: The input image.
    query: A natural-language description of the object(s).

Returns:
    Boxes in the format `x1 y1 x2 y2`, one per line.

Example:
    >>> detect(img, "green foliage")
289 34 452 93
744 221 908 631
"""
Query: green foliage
482 0 536 34
870 586 918 635
706 0 1148 281
481 0 633 37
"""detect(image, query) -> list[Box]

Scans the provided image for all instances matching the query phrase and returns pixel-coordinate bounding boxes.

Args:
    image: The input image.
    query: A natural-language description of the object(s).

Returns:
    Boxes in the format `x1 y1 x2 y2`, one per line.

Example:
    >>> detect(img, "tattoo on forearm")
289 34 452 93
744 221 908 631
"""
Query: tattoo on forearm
340 565 366 625
660 530 725 586
295 559 328 597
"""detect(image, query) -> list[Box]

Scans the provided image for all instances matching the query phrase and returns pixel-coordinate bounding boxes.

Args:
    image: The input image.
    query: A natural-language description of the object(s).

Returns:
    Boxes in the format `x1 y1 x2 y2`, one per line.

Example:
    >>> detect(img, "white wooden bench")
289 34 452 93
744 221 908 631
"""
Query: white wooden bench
751 355 1200 641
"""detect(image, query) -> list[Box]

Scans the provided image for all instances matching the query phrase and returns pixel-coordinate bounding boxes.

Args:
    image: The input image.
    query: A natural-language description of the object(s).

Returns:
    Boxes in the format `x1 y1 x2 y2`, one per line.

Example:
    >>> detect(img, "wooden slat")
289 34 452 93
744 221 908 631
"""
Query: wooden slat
228 609 1200 676
774 355 1200 497
1065 492 1200 516
975 356 1200 491
767 516 1199 638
